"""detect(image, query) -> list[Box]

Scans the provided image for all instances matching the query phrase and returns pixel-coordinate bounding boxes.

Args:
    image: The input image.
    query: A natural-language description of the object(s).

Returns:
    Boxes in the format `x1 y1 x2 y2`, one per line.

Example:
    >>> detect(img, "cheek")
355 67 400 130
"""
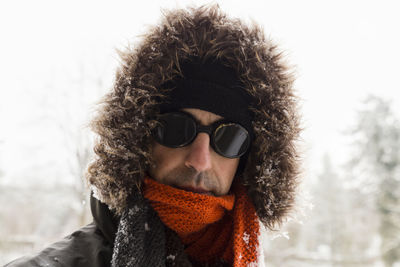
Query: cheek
213 157 240 193
150 143 185 181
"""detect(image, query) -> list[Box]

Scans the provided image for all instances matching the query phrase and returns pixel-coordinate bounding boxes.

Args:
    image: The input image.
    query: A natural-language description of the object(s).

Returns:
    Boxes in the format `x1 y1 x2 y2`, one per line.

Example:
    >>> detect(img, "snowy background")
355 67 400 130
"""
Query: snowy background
1 0 400 266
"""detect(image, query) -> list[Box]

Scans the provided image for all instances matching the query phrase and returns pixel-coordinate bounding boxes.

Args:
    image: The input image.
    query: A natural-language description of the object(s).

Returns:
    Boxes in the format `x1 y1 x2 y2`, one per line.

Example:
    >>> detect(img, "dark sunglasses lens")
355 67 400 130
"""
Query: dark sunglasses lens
154 113 196 147
213 124 250 158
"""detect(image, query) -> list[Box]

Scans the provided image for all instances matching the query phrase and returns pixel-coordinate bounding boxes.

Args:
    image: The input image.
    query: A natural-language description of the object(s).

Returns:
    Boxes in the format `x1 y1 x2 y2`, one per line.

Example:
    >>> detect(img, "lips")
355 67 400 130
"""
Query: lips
178 185 212 195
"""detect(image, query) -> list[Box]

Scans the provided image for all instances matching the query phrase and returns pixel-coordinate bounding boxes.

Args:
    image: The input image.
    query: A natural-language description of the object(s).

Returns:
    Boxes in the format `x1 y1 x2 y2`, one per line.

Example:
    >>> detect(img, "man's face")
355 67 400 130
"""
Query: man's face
149 108 240 196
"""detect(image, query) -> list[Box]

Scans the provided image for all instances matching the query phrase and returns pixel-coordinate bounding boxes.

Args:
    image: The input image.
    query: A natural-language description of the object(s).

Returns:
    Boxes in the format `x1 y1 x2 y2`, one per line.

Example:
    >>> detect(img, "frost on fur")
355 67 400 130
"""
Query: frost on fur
86 4 301 229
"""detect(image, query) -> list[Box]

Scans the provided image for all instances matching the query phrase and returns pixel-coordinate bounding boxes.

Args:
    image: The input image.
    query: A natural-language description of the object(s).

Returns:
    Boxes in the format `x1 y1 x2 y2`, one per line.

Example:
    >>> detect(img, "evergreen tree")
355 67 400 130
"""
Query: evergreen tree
347 95 400 266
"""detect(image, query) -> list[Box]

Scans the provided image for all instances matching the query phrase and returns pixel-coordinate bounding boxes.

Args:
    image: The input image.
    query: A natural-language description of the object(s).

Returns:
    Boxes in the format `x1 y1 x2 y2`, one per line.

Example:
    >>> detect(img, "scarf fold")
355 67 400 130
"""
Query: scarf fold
143 177 260 266
111 191 167 267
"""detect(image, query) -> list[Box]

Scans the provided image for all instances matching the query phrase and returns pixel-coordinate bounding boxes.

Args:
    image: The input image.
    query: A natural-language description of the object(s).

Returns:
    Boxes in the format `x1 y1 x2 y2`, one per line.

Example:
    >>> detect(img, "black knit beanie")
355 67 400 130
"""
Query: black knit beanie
160 58 254 137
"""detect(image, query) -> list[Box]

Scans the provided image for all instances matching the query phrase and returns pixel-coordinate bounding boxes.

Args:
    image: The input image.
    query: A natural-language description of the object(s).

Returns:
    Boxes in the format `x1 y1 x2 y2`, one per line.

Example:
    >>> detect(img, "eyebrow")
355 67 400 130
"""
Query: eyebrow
180 110 224 126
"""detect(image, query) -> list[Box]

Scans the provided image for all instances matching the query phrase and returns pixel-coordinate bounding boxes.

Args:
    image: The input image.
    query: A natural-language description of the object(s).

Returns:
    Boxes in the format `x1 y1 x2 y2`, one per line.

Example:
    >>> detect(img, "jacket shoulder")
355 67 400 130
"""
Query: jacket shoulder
5 223 112 267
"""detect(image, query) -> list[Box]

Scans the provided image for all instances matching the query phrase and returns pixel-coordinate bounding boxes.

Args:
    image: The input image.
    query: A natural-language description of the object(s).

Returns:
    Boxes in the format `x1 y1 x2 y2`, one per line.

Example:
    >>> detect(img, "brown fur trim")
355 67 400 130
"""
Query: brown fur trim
86 4 301 229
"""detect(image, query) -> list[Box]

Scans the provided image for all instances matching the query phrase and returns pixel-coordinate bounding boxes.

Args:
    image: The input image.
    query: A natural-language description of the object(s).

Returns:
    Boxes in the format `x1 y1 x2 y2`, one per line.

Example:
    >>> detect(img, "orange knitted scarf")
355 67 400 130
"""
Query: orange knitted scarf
143 177 260 266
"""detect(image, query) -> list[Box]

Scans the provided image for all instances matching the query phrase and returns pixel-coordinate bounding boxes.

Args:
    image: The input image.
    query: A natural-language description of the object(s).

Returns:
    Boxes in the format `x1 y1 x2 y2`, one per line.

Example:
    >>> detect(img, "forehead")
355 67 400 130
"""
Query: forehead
181 108 223 125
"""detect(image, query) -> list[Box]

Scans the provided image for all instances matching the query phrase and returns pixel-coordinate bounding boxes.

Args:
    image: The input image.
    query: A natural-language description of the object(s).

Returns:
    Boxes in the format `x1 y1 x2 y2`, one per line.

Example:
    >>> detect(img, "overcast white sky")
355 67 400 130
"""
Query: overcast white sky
1 0 400 185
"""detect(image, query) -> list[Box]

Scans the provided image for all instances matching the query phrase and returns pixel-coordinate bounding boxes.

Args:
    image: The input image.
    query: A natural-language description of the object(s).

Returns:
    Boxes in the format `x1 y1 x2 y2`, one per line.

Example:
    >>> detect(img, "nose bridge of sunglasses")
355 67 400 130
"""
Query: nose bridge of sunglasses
196 125 214 136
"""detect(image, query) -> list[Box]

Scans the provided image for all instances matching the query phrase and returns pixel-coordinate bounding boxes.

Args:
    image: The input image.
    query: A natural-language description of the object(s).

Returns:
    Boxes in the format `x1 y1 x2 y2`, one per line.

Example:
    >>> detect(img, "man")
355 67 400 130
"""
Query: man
6 4 300 267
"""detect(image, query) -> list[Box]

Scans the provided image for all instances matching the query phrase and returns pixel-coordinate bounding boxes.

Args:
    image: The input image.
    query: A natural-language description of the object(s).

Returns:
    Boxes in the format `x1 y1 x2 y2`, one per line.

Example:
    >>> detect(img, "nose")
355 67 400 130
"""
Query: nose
185 133 212 172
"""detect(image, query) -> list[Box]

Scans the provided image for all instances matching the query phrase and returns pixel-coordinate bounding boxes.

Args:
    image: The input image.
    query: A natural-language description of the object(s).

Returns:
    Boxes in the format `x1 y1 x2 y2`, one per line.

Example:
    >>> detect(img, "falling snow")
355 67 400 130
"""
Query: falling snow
144 222 150 231
243 232 250 245
166 254 175 261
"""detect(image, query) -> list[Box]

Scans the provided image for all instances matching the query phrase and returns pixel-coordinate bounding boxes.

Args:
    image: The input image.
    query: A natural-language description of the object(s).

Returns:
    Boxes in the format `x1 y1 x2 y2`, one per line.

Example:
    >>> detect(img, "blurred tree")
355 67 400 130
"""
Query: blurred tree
307 154 378 265
312 154 345 260
263 153 379 266
347 95 400 266
54 60 111 226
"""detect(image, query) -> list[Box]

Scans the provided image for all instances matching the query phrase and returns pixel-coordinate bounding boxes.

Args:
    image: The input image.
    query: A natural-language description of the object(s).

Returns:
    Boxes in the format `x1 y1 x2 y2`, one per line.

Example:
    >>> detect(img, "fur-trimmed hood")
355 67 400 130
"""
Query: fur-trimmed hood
86 4 301 230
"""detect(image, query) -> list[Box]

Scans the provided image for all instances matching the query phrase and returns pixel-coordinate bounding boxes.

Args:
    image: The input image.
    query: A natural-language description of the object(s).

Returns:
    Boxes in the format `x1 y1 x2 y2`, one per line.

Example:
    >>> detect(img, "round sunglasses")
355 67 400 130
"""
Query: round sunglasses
151 111 250 158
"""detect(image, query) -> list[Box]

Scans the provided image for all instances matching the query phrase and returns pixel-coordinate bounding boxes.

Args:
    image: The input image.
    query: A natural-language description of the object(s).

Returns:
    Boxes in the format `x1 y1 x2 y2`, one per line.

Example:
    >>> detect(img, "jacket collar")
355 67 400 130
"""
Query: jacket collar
90 193 118 245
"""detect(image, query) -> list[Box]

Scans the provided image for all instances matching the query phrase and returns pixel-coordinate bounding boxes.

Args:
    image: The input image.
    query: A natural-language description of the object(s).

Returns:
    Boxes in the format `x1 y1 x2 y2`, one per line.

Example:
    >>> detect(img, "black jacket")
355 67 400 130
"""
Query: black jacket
5 196 117 267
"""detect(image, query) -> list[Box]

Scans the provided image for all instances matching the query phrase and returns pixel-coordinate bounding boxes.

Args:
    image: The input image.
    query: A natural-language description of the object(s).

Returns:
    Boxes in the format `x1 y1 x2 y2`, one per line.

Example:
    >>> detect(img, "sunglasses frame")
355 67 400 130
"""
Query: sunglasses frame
152 111 250 158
